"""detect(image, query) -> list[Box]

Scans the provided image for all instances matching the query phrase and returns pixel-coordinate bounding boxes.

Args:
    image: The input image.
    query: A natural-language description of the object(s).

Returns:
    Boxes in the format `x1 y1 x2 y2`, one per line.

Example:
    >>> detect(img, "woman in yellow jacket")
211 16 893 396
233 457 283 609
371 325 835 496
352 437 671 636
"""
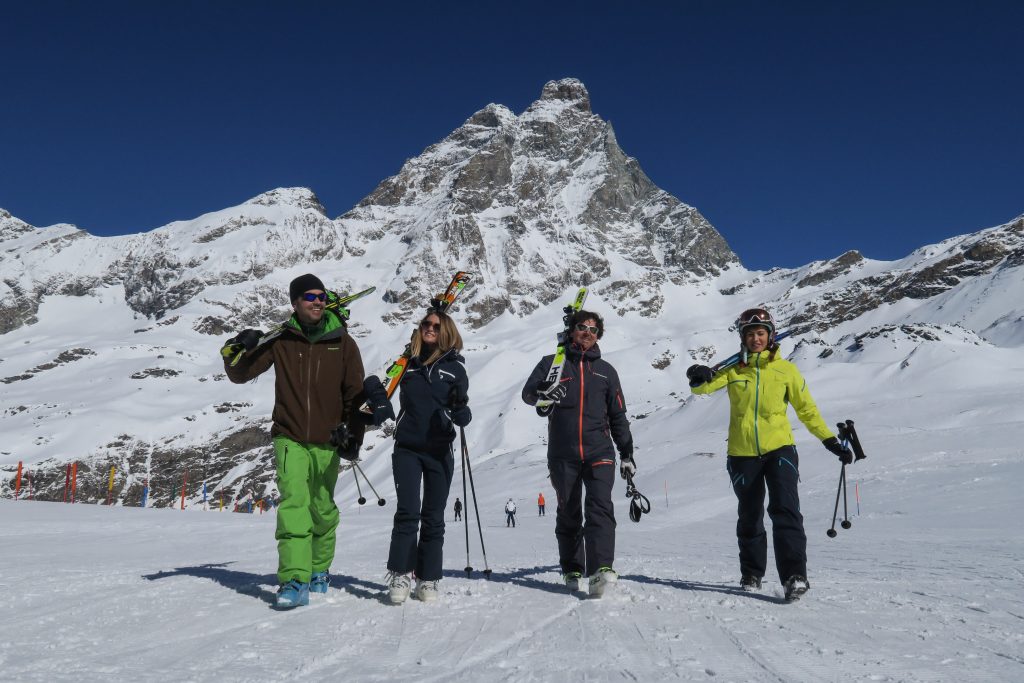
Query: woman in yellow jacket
686 308 852 602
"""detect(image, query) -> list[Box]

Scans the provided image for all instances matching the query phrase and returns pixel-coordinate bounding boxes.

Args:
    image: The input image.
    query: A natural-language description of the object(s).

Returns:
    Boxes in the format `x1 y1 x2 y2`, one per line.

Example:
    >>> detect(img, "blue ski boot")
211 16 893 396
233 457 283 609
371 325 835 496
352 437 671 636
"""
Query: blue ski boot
275 579 310 608
310 571 330 594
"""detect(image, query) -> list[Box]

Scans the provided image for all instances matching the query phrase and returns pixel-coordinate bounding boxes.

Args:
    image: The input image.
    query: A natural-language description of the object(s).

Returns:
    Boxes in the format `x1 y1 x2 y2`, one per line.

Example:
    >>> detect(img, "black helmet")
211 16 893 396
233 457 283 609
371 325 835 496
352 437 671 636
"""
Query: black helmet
736 308 776 342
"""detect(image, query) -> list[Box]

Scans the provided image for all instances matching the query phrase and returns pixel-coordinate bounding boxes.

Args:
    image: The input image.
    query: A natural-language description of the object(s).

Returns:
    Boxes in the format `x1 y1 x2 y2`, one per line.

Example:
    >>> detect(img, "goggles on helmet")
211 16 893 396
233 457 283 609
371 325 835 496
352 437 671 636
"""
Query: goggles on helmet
736 308 775 335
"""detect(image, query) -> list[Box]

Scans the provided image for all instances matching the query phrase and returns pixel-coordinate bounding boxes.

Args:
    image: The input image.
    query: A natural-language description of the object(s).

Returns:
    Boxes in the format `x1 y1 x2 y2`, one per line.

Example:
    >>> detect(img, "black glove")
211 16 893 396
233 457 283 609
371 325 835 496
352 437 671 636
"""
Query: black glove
686 364 714 387
330 423 361 462
823 437 853 465
534 380 568 403
448 385 472 427
362 376 395 426
221 328 262 359
619 448 636 480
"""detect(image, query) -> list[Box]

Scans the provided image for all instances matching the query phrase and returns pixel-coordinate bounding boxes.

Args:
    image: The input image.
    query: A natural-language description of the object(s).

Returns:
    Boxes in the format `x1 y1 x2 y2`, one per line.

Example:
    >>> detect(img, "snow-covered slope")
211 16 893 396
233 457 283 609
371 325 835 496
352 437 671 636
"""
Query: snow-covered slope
1 373 1021 682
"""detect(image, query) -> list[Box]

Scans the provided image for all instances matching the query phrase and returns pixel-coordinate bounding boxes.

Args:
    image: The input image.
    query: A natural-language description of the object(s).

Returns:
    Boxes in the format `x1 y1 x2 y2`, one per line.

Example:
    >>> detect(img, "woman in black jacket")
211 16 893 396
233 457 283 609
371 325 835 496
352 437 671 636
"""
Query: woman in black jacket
374 308 471 605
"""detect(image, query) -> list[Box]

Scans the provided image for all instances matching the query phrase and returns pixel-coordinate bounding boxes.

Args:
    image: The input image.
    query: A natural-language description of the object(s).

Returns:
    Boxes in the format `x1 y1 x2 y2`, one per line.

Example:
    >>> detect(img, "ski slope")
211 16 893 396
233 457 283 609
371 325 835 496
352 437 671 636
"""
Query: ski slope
3 380 1022 683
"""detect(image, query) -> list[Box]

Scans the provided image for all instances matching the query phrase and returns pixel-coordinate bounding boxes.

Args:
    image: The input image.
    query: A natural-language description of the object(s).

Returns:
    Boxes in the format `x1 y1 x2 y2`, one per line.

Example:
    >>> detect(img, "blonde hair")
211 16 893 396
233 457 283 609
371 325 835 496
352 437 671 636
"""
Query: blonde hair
410 310 463 365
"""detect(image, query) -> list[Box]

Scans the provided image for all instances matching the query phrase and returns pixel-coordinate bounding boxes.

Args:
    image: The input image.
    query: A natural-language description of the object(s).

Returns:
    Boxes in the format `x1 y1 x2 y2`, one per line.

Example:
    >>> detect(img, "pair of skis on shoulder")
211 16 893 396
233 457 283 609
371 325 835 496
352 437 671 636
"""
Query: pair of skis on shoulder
535 286 589 409
228 286 377 367
359 271 473 414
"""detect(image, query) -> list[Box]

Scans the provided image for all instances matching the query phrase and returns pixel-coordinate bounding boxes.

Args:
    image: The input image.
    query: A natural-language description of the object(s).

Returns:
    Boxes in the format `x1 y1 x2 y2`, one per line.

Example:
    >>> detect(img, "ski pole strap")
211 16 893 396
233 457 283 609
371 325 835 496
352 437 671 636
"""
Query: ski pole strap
625 474 651 523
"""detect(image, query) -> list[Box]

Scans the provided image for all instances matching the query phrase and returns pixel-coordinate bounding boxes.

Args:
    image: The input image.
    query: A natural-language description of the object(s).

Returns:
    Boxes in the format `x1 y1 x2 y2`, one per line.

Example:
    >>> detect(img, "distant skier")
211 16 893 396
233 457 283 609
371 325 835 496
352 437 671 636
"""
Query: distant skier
537 492 546 516
381 308 471 605
686 308 853 602
221 274 379 609
453 497 463 521
505 498 517 527
522 309 635 598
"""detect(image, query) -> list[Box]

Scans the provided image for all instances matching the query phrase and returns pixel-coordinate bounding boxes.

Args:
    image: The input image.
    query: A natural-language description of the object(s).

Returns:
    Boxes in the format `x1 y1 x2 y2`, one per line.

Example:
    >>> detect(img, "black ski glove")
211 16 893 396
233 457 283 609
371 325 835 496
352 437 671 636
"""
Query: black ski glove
619 447 636 480
220 329 263 358
686 364 714 387
362 376 395 426
330 423 361 462
535 380 568 403
448 385 472 427
823 437 853 465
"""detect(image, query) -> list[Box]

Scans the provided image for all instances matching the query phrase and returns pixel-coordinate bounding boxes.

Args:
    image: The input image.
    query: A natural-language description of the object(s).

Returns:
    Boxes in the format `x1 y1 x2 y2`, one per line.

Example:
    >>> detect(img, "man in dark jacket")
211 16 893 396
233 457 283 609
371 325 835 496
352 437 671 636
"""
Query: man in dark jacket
221 273 370 609
521 309 634 598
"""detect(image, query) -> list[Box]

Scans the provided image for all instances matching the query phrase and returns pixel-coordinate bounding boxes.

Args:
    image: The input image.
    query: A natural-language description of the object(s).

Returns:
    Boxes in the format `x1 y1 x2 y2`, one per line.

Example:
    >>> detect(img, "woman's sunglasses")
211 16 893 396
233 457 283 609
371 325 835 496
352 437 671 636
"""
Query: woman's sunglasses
575 323 599 334
301 292 327 302
420 321 441 332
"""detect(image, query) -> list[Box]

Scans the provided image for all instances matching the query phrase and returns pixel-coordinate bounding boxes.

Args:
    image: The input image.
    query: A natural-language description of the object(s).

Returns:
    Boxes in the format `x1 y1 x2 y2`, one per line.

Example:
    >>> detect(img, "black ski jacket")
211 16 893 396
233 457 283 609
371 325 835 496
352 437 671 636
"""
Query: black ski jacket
394 349 471 455
522 343 633 463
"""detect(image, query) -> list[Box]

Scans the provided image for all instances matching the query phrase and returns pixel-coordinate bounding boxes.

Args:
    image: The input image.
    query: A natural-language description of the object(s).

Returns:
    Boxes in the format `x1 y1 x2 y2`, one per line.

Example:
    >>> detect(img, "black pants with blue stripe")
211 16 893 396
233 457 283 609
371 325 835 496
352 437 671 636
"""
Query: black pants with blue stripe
726 445 806 583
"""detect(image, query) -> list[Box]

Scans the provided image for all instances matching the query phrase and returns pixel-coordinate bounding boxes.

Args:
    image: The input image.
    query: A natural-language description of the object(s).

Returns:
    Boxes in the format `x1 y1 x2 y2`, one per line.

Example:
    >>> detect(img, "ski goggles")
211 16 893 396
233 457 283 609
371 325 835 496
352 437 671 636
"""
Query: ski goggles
736 308 774 331
301 292 327 302
574 323 599 334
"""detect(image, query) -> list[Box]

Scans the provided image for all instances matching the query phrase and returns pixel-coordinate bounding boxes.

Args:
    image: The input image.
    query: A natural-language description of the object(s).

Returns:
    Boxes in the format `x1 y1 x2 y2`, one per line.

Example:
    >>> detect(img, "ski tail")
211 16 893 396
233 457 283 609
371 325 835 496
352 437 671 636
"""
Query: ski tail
536 287 588 409
430 271 473 313
326 285 377 323
360 271 472 414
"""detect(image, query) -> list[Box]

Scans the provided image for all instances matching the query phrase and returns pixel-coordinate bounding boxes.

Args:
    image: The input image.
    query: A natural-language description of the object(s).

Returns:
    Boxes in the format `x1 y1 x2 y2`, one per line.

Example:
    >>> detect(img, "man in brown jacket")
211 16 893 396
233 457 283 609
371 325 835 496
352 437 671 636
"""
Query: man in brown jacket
221 273 369 608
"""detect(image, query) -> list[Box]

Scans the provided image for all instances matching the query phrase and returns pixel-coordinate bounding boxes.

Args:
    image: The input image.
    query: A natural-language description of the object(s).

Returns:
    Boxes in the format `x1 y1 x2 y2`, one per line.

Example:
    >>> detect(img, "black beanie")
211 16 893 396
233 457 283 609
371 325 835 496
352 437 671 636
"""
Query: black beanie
289 273 326 302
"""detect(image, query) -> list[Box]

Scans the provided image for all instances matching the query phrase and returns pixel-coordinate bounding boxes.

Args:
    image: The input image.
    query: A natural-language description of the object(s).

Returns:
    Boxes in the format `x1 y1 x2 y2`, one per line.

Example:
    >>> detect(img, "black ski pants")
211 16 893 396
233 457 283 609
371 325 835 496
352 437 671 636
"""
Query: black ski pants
727 445 806 583
548 457 616 576
387 445 454 581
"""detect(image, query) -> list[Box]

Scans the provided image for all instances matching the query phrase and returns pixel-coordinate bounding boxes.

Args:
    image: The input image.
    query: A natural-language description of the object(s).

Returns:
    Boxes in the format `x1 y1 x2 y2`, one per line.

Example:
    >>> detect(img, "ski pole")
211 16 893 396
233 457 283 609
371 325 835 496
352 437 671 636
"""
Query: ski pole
827 426 854 537
351 465 367 505
827 464 845 538
841 466 851 530
353 463 386 506
461 439 472 577
460 427 491 577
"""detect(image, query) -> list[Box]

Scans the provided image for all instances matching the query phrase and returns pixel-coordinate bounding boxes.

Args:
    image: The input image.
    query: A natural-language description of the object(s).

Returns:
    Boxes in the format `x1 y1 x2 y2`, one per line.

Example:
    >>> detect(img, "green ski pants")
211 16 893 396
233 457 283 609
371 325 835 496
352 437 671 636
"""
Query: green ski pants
273 436 340 584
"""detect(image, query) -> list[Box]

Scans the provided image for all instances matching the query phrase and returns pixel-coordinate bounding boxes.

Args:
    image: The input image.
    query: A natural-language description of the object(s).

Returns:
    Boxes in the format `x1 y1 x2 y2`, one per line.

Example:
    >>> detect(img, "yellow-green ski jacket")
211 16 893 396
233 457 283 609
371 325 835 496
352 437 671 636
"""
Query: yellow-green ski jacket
691 350 835 456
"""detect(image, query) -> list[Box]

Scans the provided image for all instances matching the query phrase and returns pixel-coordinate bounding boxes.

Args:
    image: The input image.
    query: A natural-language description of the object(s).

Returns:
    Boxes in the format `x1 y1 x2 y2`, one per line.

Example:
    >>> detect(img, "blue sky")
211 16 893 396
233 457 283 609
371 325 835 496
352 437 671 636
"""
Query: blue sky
1 1 1020 270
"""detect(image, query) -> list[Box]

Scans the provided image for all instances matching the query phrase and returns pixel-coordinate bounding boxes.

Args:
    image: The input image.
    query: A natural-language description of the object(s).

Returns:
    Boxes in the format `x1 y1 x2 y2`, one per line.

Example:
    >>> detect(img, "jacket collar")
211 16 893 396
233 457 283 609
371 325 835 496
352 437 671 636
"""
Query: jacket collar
567 342 601 362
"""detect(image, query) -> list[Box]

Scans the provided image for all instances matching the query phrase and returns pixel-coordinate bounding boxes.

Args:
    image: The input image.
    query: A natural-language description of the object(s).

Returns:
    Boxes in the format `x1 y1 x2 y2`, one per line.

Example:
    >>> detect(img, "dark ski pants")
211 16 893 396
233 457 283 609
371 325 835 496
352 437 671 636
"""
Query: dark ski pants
506 511 516 527
387 445 454 581
548 457 616 576
454 509 462 521
727 446 807 583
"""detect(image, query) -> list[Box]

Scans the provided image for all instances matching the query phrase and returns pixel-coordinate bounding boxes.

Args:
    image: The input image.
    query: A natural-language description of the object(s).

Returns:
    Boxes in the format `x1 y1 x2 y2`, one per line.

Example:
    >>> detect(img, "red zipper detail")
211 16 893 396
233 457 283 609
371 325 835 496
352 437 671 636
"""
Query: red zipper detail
578 359 585 461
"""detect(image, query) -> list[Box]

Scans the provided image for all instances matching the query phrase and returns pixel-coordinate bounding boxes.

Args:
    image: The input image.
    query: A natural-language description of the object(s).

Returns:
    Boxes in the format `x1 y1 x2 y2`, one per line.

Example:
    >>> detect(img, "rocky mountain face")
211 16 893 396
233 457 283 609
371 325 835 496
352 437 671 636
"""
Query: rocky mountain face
340 78 737 324
1 79 1022 507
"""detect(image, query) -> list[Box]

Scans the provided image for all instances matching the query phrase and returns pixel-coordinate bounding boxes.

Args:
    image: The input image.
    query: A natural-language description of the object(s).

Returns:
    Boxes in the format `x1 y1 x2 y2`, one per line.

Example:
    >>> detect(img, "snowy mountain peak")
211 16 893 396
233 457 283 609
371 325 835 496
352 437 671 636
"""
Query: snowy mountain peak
343 78 737 326
537 77 592 112
244 187 327 215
